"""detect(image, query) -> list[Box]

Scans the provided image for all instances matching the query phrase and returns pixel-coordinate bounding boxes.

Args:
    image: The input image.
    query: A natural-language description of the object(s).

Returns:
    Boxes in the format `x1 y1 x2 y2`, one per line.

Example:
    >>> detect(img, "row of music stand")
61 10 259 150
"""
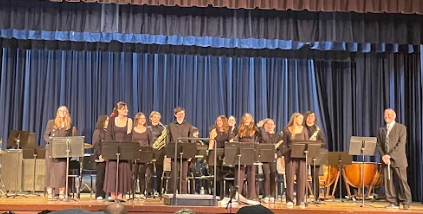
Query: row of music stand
2 131 378 208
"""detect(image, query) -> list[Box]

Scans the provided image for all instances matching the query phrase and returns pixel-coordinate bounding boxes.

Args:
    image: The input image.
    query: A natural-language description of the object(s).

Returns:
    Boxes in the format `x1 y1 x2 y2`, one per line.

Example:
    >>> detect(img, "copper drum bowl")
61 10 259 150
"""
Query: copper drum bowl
343 162 383 188
319 165 339 188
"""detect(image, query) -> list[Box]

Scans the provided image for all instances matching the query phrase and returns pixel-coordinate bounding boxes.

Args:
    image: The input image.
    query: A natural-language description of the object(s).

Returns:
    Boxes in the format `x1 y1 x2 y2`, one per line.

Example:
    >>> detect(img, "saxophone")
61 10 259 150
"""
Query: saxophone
309 125 320 140
152 122 167 150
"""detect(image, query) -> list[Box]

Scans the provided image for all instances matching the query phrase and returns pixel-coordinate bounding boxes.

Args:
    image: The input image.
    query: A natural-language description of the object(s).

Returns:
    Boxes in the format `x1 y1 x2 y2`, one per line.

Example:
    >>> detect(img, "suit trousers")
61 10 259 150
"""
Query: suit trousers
384 165 412 205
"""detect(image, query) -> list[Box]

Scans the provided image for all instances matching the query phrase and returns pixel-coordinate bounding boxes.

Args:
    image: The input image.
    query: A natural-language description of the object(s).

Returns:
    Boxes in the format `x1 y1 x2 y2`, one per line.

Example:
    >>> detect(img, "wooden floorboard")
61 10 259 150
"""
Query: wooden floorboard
0 194 422 214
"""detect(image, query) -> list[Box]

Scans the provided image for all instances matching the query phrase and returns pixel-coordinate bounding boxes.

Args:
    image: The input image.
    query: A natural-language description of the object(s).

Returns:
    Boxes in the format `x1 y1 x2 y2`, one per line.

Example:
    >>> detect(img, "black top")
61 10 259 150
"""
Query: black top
44 120 73 143
237 126 261 143
305 124 325 148
150 124 165 142
132 128 153 146
166 120 195 144
93 128 106 159
282 127 309 154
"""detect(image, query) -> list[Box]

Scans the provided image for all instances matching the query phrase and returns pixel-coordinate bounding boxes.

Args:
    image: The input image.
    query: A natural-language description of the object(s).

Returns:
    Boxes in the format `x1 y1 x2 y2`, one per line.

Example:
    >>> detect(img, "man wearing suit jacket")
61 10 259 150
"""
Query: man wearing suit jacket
377 109 412 210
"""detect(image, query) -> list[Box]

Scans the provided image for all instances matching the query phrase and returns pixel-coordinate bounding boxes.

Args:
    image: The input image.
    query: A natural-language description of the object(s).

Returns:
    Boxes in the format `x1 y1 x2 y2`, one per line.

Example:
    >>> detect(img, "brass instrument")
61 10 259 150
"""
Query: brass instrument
152 122 167 150
309 125 320 140
275 139 284 149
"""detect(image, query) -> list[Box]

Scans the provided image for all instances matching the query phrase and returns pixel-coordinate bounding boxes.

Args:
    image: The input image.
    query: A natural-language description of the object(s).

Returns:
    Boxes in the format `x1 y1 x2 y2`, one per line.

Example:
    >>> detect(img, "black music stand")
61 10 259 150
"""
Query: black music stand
208 149 224 167
7 130 36 198
223 142 257 203
291 140 322 207
349 136 377 207
255 144 277 203
307 148 328 204
255 144 276 163
102 141 139 203
167 137 213 205
49 136 84 202
133 146 154 200
327 152 352 202
7 130 35 150
23 147 46 196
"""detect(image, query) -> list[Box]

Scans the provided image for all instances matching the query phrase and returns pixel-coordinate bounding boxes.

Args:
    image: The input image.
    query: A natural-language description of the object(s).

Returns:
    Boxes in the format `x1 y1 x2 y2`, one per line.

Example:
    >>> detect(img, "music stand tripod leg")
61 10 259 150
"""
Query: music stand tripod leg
26 154 41 196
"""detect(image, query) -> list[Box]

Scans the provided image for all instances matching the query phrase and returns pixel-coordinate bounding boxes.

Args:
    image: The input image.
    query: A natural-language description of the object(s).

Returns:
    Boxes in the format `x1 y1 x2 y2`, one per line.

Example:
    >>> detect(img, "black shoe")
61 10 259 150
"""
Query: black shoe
385 203 399 209
403 204 410 210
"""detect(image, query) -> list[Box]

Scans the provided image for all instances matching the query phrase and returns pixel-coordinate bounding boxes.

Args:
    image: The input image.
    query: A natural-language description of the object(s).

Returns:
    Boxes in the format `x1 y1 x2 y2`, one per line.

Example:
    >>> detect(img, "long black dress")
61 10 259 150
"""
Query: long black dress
44 120 73 194
103 117 132 194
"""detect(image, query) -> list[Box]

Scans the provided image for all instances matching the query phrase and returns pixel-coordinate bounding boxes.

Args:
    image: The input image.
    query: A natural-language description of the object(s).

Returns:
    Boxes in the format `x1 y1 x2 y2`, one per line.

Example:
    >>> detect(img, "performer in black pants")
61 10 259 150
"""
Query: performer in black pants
256 118 283 204
166 107 196 194
303 111 325 202
209 115 234 197
377 109 412 210
93 115 109 200
149 111 166 196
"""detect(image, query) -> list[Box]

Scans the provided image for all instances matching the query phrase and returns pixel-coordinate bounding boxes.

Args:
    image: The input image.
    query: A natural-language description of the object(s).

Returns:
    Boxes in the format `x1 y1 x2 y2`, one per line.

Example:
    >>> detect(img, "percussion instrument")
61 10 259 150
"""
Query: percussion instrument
319 165 338 188
342 162 383 199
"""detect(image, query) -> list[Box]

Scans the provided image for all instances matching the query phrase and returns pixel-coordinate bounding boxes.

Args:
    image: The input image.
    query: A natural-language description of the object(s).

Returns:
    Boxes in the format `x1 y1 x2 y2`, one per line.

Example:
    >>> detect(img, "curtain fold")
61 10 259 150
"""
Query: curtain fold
47 0 423 15
1 0 423 49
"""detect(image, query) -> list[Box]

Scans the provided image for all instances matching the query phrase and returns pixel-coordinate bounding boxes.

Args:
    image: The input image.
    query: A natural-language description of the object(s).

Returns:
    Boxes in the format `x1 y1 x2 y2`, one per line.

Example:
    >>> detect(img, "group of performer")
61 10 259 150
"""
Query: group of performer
43 103 412 210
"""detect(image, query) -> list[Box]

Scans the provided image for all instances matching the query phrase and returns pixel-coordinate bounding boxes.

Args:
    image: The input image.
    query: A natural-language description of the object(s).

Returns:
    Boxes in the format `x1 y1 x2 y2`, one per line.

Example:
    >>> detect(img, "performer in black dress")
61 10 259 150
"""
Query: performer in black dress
44 106 76 200
103 102 133 200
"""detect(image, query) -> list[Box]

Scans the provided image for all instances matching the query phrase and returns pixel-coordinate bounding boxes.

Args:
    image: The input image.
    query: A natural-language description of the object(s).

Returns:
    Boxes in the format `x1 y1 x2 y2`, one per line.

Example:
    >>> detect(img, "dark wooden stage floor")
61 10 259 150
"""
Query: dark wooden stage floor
0 194 422 214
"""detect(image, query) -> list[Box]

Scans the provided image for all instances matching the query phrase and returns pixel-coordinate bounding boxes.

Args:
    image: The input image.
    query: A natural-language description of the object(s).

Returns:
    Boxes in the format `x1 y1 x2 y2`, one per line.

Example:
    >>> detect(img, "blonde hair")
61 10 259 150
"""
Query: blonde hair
149 111 161 119
238 113 255 138
54 106 72 130
286 113 303 139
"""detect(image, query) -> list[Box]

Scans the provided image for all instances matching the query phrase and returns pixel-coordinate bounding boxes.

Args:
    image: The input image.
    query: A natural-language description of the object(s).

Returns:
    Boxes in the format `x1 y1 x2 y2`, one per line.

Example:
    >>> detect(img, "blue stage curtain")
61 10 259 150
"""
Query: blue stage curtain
0 0 423 52
0 47 422 201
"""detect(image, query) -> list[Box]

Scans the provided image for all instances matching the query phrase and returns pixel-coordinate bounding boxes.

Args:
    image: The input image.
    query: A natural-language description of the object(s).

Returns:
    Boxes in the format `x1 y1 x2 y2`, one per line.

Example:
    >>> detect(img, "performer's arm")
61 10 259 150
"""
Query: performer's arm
209 129 217 150
92 129 101 159
105 117 113 141
44 120 53 143
376 128 386 156
388 125 407 158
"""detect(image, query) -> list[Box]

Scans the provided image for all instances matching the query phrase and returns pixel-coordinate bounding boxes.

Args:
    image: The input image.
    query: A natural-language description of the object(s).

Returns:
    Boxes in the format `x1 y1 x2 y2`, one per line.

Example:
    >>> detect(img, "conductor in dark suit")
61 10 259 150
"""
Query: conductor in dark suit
377 109 412 210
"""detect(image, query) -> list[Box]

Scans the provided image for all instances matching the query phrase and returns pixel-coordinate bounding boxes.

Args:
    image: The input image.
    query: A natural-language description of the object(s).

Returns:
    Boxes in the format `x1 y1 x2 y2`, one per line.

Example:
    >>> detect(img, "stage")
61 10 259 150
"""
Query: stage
0 194 422 214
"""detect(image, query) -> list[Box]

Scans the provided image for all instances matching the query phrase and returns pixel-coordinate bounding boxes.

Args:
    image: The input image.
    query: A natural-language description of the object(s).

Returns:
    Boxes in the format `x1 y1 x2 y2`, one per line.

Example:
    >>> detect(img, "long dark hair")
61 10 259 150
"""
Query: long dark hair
112 102 127 117
303 111 317 125
96 115 109 129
